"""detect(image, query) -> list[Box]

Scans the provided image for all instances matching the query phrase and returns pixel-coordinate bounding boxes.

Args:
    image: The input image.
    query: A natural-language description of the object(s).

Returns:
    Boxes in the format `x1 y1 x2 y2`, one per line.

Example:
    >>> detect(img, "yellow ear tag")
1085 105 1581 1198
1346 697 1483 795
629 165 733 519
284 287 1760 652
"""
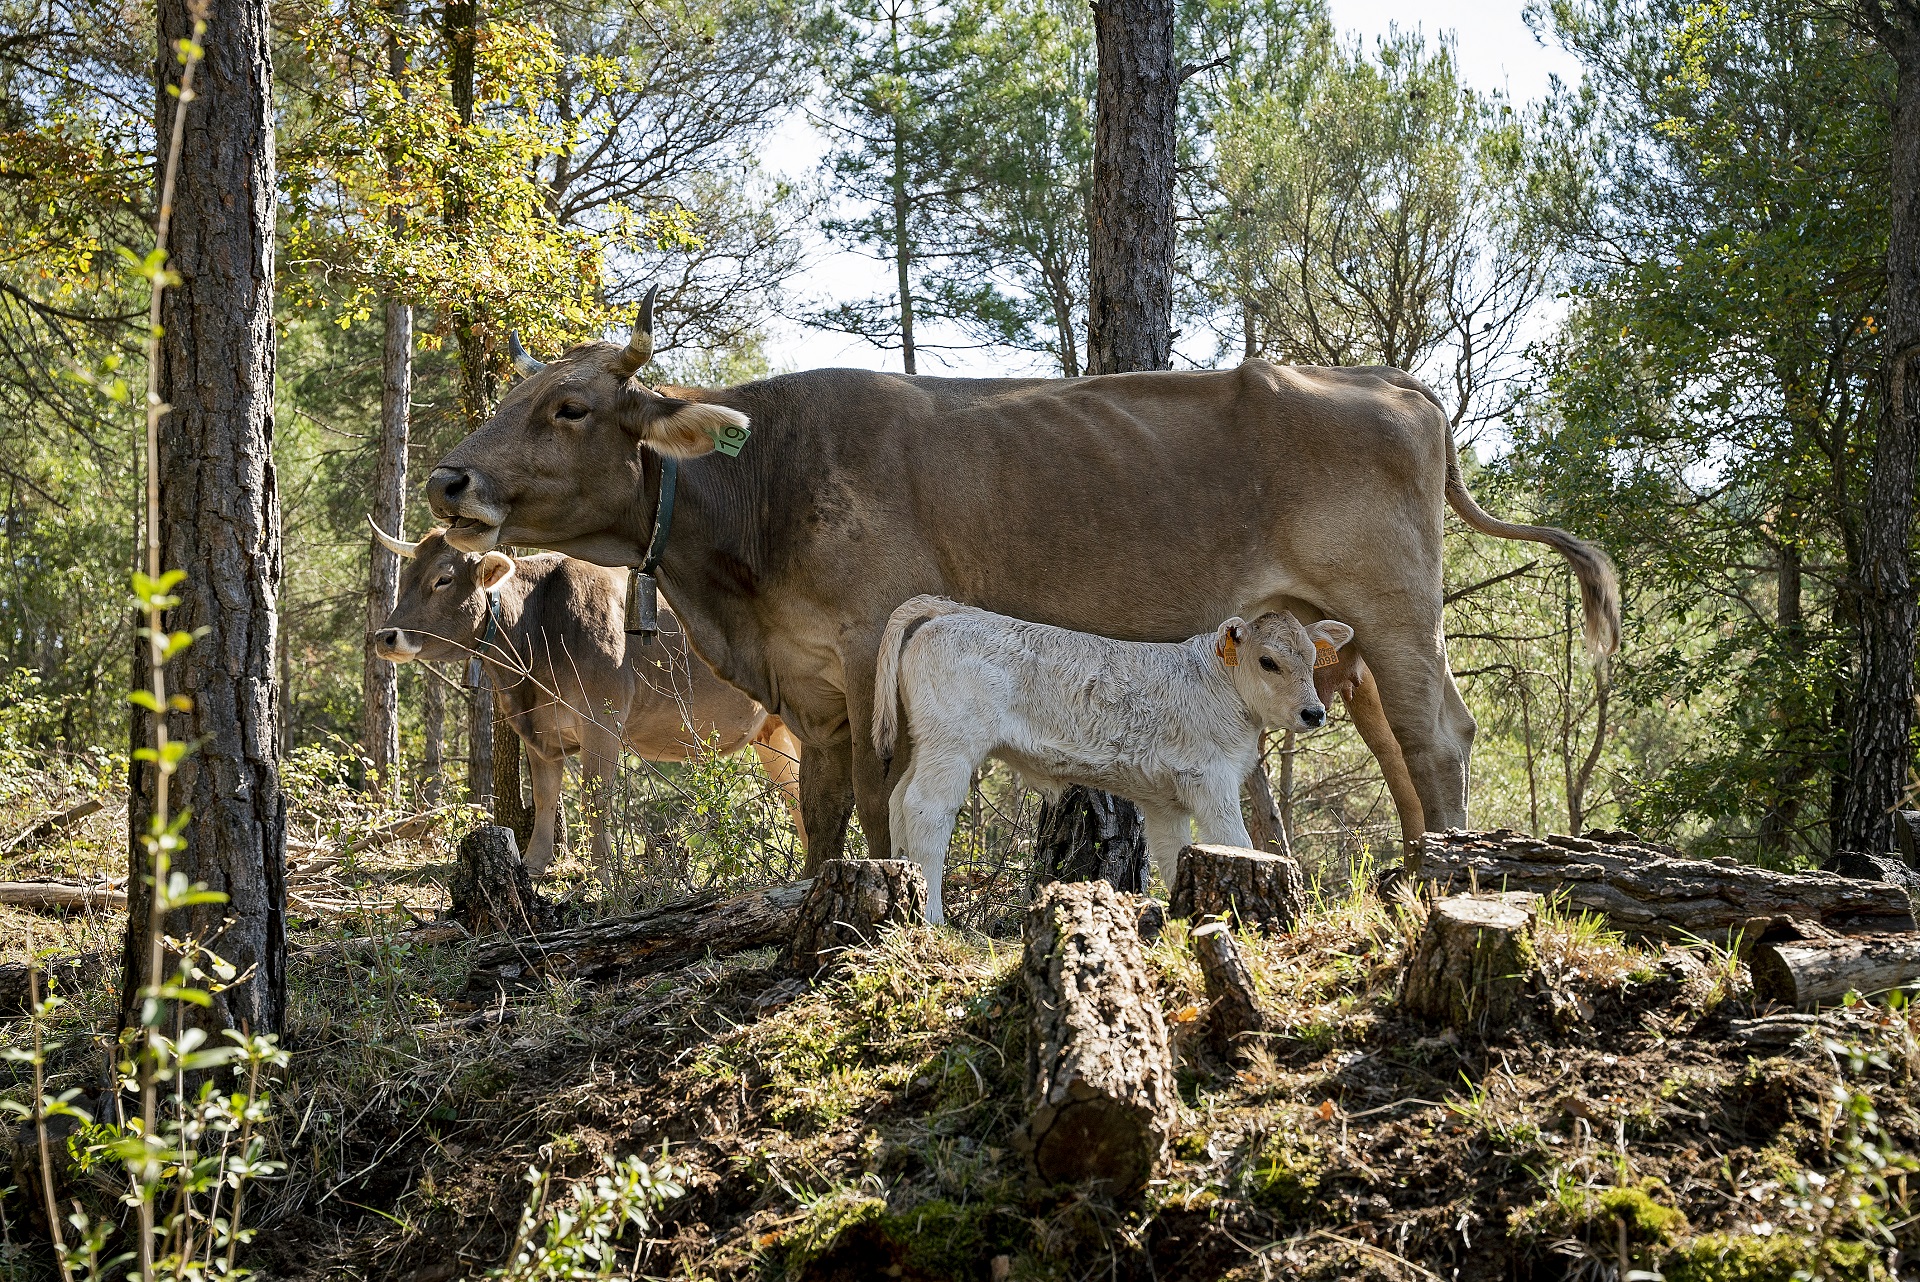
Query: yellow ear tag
1216 635 1239 667
1313 639 1341 669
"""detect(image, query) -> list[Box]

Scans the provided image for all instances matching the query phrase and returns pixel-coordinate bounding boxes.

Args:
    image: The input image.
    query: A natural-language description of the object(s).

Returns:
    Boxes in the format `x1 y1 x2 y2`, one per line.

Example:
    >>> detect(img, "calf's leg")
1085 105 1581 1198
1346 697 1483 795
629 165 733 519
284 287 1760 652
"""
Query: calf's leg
890 751 971 924
1140 805 1192 895
1190 785 1255 852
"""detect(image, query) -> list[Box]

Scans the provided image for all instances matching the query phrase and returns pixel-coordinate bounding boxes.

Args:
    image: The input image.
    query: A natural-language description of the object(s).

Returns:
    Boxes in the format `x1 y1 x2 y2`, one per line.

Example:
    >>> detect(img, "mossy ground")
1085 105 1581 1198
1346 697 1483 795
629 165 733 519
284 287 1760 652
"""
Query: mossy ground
7 810 1920 1279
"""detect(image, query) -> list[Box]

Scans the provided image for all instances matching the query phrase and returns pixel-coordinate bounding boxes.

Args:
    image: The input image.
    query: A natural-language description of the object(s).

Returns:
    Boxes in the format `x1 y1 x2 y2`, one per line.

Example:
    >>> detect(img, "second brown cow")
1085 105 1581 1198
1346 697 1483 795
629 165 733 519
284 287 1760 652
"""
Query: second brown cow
370 523 802 877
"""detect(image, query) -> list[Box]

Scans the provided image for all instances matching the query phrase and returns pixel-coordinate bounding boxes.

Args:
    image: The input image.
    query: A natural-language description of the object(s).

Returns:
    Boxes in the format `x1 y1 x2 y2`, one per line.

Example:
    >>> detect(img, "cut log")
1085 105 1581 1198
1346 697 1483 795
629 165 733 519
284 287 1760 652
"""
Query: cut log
0 799 104 859
1192 920 1270 1057
1750 935 1920 1011
1168 844 1304 931
0 881 126 912
1019 880 1174 1195
0 953 110 1016
1416 829 1916 943
448 825 552 938
468 880 813 996
1403 893 1539 1032
292 921 471 963
786 859 926 975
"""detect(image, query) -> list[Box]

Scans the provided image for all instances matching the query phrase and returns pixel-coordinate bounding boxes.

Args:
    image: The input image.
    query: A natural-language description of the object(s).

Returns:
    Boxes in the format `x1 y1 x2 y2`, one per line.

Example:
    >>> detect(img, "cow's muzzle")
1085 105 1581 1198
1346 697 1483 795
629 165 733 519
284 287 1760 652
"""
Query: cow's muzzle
372 628 422 662
427 466 506 550
1299 704 1327 729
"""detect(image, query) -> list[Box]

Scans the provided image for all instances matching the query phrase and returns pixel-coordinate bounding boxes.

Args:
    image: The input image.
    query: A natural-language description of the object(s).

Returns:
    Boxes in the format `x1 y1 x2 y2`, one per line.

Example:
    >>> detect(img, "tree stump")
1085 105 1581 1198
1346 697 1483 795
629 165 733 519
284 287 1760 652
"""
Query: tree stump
1019 880 1174 1195
1192 920 1270 1057
1402 894 1539 1032
1168 844 1304 931
1751 935 1920 1010
786 859 928 975
1034 786 1150 894
1896 811 1920 867
448 825 551 938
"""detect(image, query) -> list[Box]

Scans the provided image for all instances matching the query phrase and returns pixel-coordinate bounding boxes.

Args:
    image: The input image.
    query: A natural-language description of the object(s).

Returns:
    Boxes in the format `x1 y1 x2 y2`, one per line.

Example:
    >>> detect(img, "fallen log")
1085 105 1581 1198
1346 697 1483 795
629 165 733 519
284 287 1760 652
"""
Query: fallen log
1192 920 1270 1057
0 881 126 912
1750 935 1920 1011
0 799 104 859
467 880 813 996
1403 893 1539 1032
1019 880 1174 1195
0 953 111 1015
787 859 926 975
1415 829 1916 942
1169 844 1304 931
291 921 471 963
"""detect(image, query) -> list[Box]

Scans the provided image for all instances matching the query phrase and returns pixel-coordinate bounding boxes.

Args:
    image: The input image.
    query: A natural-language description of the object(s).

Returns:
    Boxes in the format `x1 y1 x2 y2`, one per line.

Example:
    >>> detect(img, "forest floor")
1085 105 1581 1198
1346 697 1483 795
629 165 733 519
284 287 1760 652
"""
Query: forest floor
3 770 1919 1280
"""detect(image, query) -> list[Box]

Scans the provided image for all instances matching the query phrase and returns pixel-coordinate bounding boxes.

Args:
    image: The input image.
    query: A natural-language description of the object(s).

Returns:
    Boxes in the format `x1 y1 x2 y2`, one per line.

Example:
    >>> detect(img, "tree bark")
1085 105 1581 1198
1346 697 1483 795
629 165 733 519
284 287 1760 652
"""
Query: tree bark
1019 880 1174 1195
447 825 552 937
1844 4 1920 855
1033 788 1149 893
1416 829 1917 942
467 672 494 805
467 879 814 995
1085 0 1176 375
1192 920 1270 1057
787 857 927 974
362 3 411 791
420 663 445 803
123 0 286 1036
1403 894 1539 1031
1242 760 1290 858
1169 844 1305 931
492 713 534 851
362 295 409 788
1751 934 1920 1010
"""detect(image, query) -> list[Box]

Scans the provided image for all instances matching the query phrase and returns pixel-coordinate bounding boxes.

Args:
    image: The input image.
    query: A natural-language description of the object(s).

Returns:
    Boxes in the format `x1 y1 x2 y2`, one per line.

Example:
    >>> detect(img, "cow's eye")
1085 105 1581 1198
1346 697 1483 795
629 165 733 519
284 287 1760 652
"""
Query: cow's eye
554 402 590 422
1259 656 1280 673
433 574 453 591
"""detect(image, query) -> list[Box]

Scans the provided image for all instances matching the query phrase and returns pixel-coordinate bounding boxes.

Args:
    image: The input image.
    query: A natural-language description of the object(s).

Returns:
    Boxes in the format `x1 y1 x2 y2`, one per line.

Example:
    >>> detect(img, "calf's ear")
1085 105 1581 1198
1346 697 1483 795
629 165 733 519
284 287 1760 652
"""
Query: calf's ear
621 389 749 459
1308 619 1355 651
477 551 516 592
1214 616 1247 666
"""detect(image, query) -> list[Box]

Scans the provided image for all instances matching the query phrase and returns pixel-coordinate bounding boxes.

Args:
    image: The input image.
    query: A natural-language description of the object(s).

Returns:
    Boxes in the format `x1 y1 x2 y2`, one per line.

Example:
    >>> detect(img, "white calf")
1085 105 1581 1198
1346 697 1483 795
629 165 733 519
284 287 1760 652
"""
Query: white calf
872 596 1353 922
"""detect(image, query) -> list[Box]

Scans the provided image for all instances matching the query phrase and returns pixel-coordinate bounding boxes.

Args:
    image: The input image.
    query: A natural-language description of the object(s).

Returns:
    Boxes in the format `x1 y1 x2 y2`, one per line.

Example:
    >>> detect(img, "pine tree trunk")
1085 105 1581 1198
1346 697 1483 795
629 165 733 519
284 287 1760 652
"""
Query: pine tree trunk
420 663 445 804
468 674 494 806
1020 880 1174 1194
362 6 411 791
1845 7 1920 854
492 719 534 852
1035 0 1179 885
362 297 409 789
1085 0 1176 376
1242 760 1290 857
123 0 286 1036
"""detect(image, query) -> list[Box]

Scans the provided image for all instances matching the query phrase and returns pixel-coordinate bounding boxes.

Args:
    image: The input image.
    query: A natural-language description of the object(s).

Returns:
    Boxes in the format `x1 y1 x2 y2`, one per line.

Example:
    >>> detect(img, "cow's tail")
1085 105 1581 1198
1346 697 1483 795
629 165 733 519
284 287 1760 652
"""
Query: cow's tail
1445 442 1621 664
873 595 970 770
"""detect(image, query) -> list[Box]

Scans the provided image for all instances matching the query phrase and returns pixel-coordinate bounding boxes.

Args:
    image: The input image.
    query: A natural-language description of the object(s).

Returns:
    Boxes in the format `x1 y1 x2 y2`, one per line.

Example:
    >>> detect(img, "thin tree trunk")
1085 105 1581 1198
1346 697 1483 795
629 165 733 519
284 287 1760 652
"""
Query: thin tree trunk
468 675 494 806
1085 0 1176 376
1759 539 1806 857
493 714 533 852
892 125 916 374
124 0 285 1036
420 663 445 804
362 3 411 791
1844 6 1920 854
1039 0 1178 882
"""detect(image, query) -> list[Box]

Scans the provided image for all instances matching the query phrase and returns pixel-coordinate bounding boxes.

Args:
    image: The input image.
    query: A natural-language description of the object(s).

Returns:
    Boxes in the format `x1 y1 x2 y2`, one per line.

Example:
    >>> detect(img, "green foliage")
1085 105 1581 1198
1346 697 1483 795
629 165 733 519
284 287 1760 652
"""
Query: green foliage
492 1153 689 1280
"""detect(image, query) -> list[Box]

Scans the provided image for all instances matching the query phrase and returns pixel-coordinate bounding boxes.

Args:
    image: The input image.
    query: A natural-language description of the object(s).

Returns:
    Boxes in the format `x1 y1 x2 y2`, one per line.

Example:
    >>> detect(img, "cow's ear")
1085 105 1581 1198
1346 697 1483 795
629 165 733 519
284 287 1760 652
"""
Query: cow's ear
1214 617 1247 667
1308 618 1354 651
477 551 516 592
621 389 748 459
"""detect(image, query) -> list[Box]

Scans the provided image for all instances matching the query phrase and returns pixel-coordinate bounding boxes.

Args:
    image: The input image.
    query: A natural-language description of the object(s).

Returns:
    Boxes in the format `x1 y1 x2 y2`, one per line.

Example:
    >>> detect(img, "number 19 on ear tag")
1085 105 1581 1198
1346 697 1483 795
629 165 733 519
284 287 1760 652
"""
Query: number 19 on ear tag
710 421 751 457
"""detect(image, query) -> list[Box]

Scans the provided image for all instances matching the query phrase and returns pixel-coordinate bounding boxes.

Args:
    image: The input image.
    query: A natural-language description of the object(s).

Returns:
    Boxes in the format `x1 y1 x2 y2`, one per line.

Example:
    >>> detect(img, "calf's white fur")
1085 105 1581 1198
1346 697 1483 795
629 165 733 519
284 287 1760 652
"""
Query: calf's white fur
873 596 1353 922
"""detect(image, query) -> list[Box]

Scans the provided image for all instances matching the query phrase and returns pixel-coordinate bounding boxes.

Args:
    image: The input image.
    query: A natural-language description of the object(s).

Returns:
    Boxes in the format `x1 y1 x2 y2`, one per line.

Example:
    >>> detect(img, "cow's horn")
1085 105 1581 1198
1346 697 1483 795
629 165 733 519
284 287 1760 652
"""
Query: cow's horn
367 515 420 559
507 330 546 377
611 284 659 378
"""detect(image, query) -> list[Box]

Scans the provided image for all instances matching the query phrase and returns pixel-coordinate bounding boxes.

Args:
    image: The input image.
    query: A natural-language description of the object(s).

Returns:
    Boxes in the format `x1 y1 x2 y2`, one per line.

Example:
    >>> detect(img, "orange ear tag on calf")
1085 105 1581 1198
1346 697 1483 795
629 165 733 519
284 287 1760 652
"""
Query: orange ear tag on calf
1216 636 1239 666
1313 640 1340 669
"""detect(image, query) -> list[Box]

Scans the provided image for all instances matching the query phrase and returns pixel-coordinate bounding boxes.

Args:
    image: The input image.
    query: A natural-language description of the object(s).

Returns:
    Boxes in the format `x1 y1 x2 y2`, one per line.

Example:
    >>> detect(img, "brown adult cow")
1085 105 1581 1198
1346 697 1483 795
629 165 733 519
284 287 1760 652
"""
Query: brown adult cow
426 302 1617 873
368 523 803 876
